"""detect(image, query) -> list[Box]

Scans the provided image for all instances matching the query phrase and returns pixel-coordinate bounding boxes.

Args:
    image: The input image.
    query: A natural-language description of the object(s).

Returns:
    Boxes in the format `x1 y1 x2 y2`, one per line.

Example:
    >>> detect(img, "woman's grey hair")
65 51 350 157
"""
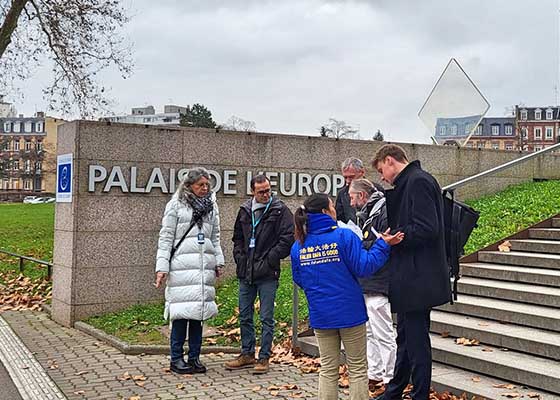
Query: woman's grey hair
341 157 364 171
349 178 374 195
175 167 210 201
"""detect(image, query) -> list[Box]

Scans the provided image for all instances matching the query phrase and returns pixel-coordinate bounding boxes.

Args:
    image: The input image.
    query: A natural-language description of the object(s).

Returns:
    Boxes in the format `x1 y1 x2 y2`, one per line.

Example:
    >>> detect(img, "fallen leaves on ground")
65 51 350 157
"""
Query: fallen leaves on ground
498 240 512 252
0 273 51 312
456 337 480 346
501 393 520 398
494 384 517 389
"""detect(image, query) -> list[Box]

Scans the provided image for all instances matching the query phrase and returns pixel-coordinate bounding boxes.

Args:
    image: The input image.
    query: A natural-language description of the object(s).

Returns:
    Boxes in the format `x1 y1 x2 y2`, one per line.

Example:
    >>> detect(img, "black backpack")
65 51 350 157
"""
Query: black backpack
442 190 480 304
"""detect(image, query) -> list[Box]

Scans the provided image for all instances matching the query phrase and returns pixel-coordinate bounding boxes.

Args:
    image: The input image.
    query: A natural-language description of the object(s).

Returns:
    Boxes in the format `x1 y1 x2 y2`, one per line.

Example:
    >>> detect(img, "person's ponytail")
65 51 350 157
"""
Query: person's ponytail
294 206 308 244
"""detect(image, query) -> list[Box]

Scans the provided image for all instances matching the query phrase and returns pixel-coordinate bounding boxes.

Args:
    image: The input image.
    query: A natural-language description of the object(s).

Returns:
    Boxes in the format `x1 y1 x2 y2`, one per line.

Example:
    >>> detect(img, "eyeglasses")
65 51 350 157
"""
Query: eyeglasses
256 188 271 195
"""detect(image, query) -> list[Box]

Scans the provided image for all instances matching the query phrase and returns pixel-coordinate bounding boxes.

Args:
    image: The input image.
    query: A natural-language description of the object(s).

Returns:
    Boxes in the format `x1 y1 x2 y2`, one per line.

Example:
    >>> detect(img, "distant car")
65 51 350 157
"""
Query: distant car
23 196 38 204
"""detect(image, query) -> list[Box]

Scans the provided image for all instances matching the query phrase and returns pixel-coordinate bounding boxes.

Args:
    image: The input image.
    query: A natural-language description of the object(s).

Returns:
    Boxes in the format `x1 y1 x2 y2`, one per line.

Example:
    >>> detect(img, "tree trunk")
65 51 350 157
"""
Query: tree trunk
0 0 29 60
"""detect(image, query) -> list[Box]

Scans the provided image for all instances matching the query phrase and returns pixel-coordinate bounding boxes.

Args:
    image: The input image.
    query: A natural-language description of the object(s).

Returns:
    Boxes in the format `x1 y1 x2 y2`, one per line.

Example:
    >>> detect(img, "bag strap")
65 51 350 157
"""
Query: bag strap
169 219 199 261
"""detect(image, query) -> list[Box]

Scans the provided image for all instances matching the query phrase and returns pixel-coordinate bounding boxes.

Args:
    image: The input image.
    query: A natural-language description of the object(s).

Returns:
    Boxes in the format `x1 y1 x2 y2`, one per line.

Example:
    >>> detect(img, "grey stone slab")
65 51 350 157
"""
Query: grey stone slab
56 121 78 156
553 218 560 228
77 122 183 163
54 202 75 232
457 276 560 307
530 228 560 240
430 310 560 360
438 294 560 332
52 265 74 305
51 298 74 327
479 250 560 270
431 334 560 394
510 239 560 254
461 262 560 287
53 230 74 269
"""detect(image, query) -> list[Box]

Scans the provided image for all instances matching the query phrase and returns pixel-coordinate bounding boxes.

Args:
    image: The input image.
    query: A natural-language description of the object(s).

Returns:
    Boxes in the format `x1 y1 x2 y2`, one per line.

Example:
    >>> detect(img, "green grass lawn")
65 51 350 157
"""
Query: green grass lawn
0 203 54 280
3 179 560 345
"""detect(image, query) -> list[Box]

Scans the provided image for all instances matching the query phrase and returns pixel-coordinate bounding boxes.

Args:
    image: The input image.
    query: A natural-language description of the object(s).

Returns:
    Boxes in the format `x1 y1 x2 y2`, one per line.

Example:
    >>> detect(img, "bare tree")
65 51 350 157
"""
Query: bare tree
223 115 257 132
0 0 133 118
321 118 359 139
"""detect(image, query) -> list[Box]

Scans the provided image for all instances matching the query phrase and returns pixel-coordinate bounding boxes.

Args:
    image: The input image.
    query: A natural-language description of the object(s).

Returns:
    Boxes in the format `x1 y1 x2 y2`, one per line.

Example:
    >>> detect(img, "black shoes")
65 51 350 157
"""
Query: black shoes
188 357 207 374
170 358 194 374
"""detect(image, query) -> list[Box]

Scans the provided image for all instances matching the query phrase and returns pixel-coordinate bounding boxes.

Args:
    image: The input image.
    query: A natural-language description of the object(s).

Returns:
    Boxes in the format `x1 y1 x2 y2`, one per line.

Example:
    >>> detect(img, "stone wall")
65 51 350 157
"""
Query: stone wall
52 121 560 326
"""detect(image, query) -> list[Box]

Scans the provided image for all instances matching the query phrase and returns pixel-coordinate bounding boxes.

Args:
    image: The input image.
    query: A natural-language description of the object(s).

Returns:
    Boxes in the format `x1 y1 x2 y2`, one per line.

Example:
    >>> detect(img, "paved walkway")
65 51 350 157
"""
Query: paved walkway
1 311 328 400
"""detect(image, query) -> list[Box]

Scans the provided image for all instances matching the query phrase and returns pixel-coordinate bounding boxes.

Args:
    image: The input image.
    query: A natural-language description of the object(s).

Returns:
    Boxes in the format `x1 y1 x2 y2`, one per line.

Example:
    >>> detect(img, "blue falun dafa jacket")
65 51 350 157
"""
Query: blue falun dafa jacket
290 213 391 330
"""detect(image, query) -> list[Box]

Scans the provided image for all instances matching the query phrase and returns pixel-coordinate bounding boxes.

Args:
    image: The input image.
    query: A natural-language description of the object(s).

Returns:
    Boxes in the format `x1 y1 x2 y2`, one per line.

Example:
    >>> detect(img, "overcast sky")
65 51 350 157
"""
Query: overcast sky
13 0 560 143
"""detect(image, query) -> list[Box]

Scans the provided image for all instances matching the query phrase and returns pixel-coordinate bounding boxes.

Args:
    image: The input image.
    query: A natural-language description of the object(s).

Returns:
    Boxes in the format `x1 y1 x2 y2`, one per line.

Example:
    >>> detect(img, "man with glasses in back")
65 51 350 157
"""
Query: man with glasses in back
225 174 294 374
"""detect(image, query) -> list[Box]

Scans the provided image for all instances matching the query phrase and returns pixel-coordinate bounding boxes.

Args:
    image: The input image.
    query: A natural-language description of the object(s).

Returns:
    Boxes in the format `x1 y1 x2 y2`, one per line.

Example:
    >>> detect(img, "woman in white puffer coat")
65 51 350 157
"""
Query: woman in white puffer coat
155 167 224 375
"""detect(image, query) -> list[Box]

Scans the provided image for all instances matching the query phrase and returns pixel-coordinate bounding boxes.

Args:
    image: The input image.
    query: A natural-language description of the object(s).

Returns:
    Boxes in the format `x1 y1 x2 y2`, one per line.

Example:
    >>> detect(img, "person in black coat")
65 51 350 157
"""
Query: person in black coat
225 175 294 375
371 144 450 400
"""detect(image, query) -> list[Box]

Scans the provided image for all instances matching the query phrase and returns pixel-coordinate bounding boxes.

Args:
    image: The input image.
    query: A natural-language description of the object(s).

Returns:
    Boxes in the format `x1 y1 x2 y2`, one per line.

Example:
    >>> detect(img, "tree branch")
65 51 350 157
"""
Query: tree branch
0 0 29 59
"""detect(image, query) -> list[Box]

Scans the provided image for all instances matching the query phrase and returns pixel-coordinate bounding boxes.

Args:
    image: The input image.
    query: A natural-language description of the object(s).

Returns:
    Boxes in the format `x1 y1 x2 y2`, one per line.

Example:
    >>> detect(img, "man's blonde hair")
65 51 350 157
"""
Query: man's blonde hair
372 144 409 167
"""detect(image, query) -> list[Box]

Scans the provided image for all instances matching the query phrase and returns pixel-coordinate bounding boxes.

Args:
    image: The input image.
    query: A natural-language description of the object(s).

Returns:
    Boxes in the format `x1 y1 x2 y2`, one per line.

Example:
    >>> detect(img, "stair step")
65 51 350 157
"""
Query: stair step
510 239 560 254
552 218 560 228
457 276 560 307
430 310 560 360
530 228 560 240
432 335 560 394
437 294 560 332
479 251 560 270
461 262 560 287
432 362 560 400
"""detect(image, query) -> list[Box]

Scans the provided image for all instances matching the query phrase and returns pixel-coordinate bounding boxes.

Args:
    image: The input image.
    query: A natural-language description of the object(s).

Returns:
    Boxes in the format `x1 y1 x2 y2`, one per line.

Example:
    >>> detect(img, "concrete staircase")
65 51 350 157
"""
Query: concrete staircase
430 217 560 399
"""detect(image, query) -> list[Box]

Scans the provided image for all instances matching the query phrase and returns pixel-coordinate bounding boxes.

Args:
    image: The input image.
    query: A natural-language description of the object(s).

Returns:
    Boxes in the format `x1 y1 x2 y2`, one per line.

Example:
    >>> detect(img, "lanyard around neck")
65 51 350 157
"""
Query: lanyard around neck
251 199 272 237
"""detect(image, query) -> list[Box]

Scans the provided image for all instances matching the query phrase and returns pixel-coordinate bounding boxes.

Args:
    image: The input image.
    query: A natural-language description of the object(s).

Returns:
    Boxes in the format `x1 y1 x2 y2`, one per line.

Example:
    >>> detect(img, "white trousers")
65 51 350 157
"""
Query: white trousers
364 294 397 383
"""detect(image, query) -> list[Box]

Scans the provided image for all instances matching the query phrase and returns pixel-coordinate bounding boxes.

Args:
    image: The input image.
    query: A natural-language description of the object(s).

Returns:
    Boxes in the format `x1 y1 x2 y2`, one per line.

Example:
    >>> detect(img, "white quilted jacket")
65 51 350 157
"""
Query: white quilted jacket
156 193 225 321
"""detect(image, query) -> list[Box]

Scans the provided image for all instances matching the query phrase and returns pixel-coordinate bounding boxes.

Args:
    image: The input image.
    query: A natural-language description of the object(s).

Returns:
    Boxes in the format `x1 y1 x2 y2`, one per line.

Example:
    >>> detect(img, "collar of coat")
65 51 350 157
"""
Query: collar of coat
307 213 338 234
393 160 421 187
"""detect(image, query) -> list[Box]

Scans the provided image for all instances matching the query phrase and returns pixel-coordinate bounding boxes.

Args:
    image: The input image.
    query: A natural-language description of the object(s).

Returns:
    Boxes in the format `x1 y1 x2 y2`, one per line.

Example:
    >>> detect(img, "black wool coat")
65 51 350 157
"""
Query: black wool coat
232 197 294 284
385 160 451 313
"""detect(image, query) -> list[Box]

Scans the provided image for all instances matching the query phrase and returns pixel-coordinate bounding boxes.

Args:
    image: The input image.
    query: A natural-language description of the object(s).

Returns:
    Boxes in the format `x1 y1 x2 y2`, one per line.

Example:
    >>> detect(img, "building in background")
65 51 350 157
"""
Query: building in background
466 117 517 150
0 112 64 193
434 115 482 145
101 104 187 125
515 106 560 151
0 94 16 118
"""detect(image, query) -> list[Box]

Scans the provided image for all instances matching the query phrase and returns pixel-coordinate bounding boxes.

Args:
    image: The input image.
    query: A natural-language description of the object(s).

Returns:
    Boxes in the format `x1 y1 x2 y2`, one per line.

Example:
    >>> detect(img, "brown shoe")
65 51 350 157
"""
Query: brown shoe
368 379 383 391
252 358 269 374
224 353 256 370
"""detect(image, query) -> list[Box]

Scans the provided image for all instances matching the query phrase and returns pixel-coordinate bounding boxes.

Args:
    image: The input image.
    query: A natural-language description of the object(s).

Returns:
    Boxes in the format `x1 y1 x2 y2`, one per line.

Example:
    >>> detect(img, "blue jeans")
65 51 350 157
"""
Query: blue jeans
239 279 278 360
170 319 203 362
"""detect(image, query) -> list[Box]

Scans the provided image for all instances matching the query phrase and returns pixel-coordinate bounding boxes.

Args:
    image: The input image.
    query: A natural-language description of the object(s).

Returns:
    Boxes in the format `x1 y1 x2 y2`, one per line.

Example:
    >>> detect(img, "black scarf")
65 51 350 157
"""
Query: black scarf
186 192 215 227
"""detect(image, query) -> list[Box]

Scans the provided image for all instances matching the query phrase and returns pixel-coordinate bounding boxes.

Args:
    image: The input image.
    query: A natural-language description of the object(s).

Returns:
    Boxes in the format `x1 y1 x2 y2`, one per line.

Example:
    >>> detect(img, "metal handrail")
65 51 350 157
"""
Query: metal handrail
0 249 52 279
442 142 560 191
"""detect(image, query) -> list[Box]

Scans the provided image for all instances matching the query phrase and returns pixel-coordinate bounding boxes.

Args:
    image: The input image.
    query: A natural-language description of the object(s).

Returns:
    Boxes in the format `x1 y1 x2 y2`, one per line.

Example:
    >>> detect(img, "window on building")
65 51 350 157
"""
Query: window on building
450 125 457 135
505 143 514 150
491 125 500 135
466 142 473 148
521 110 528 120
534 145 542 151
535 127 542 139
24 159 30 171
475 125 483 135
478 141 485 149
546 109 554 120
36 141 43 151
13 160 19 170
546 126 554 140
25 140 31 151
2 179 7 189
521 127 528 138
35 161 42 171
13 139 20 151
439 125 446 135
3 123 10 132
24 179 31 190
535 109 542 120
13 122 21 133
505 125 513 135
464 124 472 135
35 122 44 132
492 142 500 150
24 122 32 132
1 141 8 151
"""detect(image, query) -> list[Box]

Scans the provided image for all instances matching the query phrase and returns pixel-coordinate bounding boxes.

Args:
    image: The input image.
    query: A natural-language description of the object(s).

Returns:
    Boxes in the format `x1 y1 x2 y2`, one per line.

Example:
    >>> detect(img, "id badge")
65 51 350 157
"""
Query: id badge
197 232 205 244
249 237 256 248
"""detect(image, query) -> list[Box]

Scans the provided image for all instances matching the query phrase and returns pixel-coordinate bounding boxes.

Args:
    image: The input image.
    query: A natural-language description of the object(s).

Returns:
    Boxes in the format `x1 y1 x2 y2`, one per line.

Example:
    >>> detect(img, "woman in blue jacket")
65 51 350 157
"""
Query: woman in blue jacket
291 193 403 400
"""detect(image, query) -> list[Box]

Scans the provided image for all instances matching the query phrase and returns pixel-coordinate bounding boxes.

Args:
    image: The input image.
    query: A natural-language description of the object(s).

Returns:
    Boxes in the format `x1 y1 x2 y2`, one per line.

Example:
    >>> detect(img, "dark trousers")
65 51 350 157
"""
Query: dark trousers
239 279 278 360
384 309 432 400
170 319 203 362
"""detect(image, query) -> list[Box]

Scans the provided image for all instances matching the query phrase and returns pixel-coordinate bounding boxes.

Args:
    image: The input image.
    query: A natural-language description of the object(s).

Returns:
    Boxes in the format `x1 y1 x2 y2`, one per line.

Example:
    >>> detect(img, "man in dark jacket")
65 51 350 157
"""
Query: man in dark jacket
225 175 294 375
372 144 450 400
349 178 397 390
336 157 384 223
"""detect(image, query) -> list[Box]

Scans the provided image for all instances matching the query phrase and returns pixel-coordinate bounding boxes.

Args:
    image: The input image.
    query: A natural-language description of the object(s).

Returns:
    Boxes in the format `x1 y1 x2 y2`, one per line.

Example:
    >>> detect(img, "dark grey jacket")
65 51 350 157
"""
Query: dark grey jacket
232 197 294 284
357 191 390 296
